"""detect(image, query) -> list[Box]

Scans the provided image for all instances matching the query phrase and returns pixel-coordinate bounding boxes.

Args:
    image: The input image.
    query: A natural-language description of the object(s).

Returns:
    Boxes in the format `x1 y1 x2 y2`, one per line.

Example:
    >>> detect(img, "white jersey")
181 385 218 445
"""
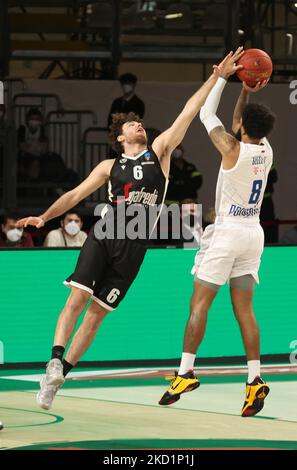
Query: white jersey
215 137 273 224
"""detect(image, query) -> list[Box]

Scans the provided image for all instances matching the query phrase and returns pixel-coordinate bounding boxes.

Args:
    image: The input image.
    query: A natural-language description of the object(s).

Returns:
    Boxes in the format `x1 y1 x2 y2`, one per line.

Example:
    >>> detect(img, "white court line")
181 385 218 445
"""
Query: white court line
0 368 155 383
0 363 295 383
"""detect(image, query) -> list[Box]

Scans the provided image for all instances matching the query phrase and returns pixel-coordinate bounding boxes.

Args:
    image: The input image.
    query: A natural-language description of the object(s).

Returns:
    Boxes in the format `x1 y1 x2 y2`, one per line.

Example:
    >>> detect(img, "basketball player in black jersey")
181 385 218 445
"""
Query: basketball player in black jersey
16 56 231 410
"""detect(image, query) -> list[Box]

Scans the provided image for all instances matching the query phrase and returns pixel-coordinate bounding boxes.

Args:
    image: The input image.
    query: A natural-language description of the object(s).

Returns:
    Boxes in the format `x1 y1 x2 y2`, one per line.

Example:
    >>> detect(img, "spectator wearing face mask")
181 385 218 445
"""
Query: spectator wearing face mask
0 213 34 247
43 211 87 247
166 145 203 204
18 107 48 182
107 73 145 129
18 107 48 158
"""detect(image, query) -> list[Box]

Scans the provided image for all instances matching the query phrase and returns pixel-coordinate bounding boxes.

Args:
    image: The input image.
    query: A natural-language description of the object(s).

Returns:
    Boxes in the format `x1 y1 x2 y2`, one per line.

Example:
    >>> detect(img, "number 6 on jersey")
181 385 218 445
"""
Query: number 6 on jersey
133 165 143 180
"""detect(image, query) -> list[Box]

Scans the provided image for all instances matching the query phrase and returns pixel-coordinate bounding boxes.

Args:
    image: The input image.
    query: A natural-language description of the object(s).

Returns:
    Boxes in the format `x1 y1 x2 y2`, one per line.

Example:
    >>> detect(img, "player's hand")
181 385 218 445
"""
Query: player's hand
243 79 269 92
15 216 45 229
213 47 245 80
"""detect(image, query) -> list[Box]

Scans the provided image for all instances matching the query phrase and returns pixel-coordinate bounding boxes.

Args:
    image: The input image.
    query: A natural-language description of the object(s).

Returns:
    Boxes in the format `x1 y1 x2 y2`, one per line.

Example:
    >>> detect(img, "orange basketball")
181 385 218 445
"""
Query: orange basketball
236 48 273 87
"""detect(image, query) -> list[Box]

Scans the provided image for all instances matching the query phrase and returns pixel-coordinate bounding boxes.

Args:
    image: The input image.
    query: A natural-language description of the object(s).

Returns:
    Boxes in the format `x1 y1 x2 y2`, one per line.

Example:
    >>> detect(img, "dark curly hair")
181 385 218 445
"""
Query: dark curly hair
242 103 276 139
109 112 144 154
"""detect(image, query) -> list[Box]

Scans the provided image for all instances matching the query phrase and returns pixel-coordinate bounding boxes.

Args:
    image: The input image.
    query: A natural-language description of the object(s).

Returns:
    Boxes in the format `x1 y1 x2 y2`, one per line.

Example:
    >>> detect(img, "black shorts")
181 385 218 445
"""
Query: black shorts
64 226 147 310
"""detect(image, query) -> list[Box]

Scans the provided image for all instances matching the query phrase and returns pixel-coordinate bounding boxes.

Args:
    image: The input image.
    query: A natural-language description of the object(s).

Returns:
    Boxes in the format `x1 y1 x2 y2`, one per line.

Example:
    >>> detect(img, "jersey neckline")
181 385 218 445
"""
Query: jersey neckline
121 149 148 160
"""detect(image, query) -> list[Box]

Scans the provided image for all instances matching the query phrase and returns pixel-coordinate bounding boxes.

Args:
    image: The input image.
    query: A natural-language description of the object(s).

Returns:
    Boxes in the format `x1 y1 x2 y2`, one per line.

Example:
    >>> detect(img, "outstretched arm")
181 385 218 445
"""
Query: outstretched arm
199 47 245 169
16 159 114 228
232 87 249 134
232 81 268 134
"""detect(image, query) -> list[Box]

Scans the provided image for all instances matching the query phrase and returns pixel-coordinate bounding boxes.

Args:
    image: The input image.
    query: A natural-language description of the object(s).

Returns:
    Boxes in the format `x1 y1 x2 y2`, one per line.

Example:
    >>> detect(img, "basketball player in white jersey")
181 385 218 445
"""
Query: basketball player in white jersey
159 55 275 417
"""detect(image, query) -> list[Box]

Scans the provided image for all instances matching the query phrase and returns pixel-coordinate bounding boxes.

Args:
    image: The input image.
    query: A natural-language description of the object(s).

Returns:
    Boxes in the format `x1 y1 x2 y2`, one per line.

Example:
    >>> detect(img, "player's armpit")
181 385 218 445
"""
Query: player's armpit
209 126 240 169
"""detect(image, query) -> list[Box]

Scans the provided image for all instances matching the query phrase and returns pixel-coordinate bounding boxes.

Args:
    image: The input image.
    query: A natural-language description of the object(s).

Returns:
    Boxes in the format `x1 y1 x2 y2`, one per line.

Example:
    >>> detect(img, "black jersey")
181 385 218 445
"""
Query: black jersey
109 147 166 206
102 147 168 241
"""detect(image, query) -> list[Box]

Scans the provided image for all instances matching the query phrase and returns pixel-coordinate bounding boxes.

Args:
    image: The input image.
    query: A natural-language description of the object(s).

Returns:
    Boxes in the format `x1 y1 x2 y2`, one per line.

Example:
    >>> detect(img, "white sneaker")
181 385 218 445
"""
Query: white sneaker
46 358 65 386
37 377 60 410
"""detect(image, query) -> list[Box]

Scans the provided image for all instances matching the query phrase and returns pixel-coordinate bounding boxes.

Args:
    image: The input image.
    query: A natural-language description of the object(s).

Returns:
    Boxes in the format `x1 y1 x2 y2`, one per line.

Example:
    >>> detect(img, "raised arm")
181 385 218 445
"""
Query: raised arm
199 47 245 169
232 87 250 134
232 81 268 134
16 159 114 228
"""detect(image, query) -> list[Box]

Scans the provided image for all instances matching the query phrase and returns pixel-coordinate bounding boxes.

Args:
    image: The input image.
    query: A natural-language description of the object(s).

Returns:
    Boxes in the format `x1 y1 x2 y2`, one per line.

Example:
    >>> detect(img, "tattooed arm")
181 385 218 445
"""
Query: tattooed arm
232 87 250 134
208 126 240 170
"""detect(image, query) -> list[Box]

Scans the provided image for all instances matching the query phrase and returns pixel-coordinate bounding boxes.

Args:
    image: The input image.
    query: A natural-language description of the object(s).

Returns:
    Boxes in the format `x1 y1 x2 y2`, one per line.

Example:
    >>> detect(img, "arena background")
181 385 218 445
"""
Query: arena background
6 79 296 230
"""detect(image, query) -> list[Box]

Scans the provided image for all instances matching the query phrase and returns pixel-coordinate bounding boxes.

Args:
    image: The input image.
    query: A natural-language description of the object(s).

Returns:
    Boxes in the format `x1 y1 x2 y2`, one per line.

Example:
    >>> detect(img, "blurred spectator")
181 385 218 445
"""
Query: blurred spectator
17 107 79 193
44 211 87 247
0 104 17 181
107 73 145 128
18 107 48 181
0 213 34 247
18 107 48 157
280 216 297 245
260 165 278 243
166 145 203 204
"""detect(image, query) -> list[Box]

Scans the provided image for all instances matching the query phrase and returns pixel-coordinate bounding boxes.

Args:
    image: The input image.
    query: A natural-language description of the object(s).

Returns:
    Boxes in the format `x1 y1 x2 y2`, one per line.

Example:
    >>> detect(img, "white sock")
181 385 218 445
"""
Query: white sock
178 352 196 376
247 360 260 383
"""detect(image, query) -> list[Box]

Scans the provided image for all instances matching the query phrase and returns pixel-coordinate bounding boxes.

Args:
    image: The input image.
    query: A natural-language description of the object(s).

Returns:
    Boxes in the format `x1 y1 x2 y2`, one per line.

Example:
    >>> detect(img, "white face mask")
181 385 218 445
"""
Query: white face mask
64 221 80 236
122 84 134 95
6 228 23 242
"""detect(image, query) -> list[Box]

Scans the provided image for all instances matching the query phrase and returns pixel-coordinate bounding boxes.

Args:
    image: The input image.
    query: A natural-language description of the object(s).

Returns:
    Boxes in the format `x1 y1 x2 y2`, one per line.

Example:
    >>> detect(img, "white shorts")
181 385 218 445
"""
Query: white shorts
191 222 265 285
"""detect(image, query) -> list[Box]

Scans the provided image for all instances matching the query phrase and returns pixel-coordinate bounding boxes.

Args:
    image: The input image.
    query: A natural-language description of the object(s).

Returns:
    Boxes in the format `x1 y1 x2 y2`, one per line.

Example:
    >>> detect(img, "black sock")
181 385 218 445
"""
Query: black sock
63 359 74 377
51 345 65 361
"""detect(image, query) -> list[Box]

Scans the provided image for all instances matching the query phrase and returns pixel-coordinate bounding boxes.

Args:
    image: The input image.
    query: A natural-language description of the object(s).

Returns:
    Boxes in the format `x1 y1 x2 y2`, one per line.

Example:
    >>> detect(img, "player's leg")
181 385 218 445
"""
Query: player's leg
159 223 235 406
37 229 108 409
63 300 110 371
47 287 91 383
53 287 91 352
230 275 269 417
52 228 107 376
62 240 147 372
37 287 91 410
159 279 219 405
230 276 259 362
182 278 219 356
